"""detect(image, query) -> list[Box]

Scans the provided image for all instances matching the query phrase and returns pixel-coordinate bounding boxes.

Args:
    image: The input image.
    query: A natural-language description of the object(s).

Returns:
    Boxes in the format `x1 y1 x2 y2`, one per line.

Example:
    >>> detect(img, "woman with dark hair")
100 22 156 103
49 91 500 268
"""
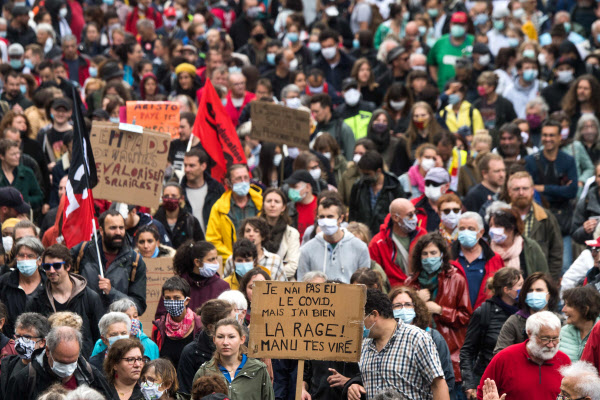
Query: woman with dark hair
193 318 275 399
389 286 455 393
254 142 285 188
139 72 162 101
351 58 383 105
79 22 105 57
559 286 600 361
237 21 269 66
140 358 179 400
239 267 271 325
493 46 517 94
104 338 144 400
154 240 229 319
488 208 548 276
259 188 300 279
366 109 399 170
314 133 347 187
115 41 144 85
493 271 559 354
171 63 202 99
350 267 382 290
134 225 175 259
382 82 413 135
153 183 204 249
338 138 377 205
404 101 445 159
460 267 523 398
405 232 472 388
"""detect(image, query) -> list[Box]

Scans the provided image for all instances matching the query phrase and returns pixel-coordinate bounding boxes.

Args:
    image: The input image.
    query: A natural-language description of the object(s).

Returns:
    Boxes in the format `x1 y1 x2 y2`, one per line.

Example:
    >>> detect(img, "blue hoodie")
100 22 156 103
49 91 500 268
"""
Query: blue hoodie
90 322 159 360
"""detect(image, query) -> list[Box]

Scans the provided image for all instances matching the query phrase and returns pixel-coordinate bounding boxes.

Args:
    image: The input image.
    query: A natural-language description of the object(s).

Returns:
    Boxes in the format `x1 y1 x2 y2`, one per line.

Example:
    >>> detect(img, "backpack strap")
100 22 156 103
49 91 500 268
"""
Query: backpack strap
74 242 88 275
28 361 36 399
469 105 474 135
129 252 140 282
478 301 493 345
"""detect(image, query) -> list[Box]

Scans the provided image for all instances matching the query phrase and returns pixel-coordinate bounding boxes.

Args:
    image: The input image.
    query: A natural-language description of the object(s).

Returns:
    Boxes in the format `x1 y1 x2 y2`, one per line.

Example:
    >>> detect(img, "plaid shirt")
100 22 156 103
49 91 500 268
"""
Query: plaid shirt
360 322 444 399
224 248 287 281
523 207 534 237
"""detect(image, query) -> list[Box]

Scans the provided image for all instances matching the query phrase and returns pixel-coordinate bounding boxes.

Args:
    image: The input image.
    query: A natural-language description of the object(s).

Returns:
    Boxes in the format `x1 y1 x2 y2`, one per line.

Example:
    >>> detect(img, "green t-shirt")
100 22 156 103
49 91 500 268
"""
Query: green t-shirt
427 34 474 91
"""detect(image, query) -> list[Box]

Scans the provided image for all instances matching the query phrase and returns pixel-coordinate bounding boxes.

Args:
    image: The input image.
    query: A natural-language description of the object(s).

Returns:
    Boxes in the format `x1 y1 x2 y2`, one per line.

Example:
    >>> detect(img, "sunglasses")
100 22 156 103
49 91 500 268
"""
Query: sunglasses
441 208 461 215
42 262 66 271
424 180 443 187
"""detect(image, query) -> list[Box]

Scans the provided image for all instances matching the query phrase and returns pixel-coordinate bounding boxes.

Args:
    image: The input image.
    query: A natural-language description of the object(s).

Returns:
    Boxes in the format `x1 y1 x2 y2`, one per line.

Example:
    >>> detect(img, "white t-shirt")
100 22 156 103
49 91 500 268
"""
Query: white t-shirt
186 184 208 233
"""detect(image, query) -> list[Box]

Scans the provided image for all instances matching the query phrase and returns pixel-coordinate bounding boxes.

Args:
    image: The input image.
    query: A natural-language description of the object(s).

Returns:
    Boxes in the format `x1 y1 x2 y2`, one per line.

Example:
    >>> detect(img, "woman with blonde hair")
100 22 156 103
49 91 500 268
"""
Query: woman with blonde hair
351 57 382 105
193 318 274 400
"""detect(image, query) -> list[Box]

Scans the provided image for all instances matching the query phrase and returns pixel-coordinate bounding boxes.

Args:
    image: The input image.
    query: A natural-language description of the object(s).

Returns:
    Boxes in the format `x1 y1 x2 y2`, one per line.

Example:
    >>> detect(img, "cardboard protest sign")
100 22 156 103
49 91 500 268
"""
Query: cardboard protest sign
249 281 366 362
251 102 310 149
126 101 181 139
90 121 170 208
140 257 174 336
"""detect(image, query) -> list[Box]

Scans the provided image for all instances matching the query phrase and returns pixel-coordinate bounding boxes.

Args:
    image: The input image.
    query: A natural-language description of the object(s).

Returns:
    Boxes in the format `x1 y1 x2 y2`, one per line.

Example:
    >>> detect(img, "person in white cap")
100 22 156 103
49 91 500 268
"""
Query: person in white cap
412 167 451 232
486 7 511 56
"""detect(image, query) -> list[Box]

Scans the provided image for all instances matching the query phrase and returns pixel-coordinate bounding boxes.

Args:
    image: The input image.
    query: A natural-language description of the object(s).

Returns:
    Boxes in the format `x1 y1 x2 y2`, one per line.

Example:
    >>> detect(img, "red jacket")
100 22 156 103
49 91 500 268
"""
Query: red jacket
406 261 472 382
67 0 84 43
125 6 163 36
411 194 431 231
581 321 600 370
224 91 256 126
62 53 89 87
368 215 426 286
450 239 504 310
477 340 570 400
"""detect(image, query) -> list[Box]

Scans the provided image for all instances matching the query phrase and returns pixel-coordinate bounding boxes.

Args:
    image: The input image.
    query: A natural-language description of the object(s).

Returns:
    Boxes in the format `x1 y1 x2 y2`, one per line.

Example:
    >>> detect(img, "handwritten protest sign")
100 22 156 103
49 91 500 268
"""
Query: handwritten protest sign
126 101 180 139
90 121 170 208
249 281 366 362
140 257 174 336
251 102 310 149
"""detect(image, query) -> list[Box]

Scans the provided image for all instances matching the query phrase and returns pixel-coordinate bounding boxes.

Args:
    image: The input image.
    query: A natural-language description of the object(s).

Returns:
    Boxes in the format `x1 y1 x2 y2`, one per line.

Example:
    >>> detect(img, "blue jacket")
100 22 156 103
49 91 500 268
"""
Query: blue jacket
525 150 578 205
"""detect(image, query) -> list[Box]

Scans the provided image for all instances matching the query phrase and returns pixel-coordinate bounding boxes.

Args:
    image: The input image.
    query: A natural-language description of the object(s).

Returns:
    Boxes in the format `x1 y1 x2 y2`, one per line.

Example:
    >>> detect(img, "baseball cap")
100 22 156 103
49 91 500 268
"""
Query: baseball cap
0 187 31 215
492 7 510 19
586 237 600 247
424 167 450 184
164 7 176 18
284 170 315 186
51 97 73 111
341 77 358 91
8 43 24 57
450 11 468 24
473 43 490 55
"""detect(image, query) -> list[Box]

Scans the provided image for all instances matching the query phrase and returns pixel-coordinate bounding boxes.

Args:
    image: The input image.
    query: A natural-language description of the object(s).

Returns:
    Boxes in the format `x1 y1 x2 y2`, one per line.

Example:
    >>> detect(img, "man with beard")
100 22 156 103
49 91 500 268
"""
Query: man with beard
493 123 533 170
70 210 147 314
507 171 563 280
476 311 570 399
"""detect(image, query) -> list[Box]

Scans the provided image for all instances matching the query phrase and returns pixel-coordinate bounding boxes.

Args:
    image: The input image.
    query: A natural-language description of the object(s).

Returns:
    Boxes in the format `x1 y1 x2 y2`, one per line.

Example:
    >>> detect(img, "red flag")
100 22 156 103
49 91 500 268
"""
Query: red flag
62 86 98 248
192 78 247 183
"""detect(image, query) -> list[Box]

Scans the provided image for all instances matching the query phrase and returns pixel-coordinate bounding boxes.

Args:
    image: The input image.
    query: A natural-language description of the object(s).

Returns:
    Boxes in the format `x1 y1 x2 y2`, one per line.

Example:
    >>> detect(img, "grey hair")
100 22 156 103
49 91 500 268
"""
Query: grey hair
484 200 511 224
35 23 56 40
60 34 77 45
560 361 600 400
574 113 600 142
46 326 82 353
525 96 549 116
98 312 131 337
281 84 301 100
553 11 570 23
302 271 328 282
525 311 561 337
459 212 484 231
136 18 155 30
408 53 426 66
14 236 44 256
109 298 138 314
15 312 50 338
65 385 106 400
218 290 248 311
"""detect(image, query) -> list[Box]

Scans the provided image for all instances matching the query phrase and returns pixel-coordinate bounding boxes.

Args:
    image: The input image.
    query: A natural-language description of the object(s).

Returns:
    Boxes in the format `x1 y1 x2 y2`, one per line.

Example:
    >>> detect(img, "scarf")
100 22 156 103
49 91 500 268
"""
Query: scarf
263 218 287 254
165 307 195 339
408 165 425 193
490 295 519 316
439 223 458 246
417 270 439 299
491 235 523 270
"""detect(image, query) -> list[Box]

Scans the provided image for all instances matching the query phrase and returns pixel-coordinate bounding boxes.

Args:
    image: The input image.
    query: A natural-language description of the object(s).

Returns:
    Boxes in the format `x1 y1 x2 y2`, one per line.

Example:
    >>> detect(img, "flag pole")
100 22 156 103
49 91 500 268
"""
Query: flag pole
71 86 104 279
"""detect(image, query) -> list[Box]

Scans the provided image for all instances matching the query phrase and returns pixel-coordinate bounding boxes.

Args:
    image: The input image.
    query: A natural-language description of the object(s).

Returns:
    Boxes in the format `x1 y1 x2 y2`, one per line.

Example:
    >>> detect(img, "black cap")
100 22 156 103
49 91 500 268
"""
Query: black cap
101 62 124 81
0 187 31 214
472 42 490 55
11 5 29 16
92 109 110 120
51 97 73 111
386 46 407 64
342 77 358 91
554 56 576 69
284 170 315 187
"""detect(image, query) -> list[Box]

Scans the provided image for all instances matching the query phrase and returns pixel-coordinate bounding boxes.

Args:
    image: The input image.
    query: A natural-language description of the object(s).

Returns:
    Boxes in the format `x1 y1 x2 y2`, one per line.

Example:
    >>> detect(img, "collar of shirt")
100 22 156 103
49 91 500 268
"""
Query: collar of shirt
218 353 248 382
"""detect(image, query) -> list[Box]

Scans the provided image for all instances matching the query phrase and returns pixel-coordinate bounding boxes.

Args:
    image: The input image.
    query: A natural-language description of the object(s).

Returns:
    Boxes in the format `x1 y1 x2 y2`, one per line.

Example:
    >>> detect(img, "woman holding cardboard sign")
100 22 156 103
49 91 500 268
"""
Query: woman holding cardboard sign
193 318 275 400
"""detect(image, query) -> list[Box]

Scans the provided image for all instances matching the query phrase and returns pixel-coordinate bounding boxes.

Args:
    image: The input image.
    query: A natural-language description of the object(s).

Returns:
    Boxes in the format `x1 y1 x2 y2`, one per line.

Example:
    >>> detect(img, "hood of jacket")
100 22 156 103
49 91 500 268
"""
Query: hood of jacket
44 273 88 311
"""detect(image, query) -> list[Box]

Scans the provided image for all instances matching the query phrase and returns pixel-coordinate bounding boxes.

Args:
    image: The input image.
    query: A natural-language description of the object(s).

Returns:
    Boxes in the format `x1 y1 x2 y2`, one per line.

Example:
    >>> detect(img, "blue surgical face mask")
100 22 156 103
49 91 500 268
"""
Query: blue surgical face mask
108 334 129 346
109 116 120 123
24 59 33 69
287 32 299 43
352 39 360 49
473 13 488 26
525 291 548 311
421 256 442 274
493 19 505 31
450 24 466 38
448 93 461 105
235 262 254 277
19 84 27 94
363 314 375 338
507 37 520 48
10 59 22 69
266 53 276 65
458 230 478 248
232 181 250 196
393 308 416 324
89 66 98 77
17 259 38 277
308 42 321 53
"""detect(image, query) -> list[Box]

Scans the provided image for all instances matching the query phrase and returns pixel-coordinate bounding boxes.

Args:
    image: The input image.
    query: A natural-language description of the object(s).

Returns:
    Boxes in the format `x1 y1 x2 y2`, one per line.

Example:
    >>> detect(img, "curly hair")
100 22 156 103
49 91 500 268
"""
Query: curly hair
191 375 229 399
562 286 600 322
240 217 271 245
0 111 31 138
411 233 451 275
388 286 431 330
104 338 145 384
173 240 217 276
48 312 83 331
562 74 600 117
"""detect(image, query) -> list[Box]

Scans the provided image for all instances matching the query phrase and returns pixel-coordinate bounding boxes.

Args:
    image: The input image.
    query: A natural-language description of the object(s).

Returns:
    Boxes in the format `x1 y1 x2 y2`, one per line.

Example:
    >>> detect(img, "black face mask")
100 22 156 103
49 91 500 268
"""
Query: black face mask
362 174 377 186
253 33 266 42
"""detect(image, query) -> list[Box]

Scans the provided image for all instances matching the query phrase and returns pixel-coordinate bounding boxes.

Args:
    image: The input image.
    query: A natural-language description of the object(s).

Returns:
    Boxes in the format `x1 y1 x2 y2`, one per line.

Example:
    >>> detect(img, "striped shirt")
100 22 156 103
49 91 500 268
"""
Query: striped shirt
360 322 445 399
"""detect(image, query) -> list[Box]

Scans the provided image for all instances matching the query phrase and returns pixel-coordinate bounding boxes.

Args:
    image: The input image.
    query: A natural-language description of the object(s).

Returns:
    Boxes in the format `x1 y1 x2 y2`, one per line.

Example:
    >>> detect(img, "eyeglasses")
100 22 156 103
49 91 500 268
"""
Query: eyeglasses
392 302 414 309
122 357 144 365
42 262 65 271
591 247 600 254
538 336 560 345
441 208 461 215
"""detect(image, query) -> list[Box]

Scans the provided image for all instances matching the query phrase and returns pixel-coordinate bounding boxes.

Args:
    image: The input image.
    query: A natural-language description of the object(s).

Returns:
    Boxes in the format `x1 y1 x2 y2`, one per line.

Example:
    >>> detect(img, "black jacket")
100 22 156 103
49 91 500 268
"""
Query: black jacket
177 329 215 395
472 94 517 134
153 206 204 250
181 172 225 231
541 81 571 114
70 238 147 315
25 274 103 359
348 171 406 235
303 360 360 400
0 355 25 400
312 50 356 92
459 297 517 390
6 349 112 400
335 100 376 120
0 269 45 338
6 24 36 47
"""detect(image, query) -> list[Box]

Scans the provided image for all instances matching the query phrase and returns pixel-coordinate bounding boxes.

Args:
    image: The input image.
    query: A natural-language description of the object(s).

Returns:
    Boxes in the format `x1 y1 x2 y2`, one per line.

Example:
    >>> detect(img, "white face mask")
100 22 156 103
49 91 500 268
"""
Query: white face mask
289 58 298 71
49 352 78 378
318 218 339 236
321 46 337 60
344 88 361 106
273 153 283 166
59 8 68 18
2 236 13 252
390 100 406 111
286 97 301 109
478 54 491 66
309 168 322 181
424 185 443 201
322 152 332 160
353 153 362 164
420 158 435 172
441 210 461 230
